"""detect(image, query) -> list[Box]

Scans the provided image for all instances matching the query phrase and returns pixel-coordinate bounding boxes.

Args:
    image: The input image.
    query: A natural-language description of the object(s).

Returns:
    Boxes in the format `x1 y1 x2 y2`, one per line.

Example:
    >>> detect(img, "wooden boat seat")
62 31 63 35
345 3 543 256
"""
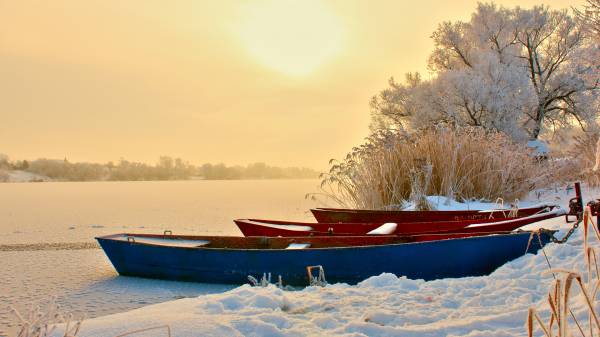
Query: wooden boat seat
116 235 211 248
285 243 311 249
367 222 398 235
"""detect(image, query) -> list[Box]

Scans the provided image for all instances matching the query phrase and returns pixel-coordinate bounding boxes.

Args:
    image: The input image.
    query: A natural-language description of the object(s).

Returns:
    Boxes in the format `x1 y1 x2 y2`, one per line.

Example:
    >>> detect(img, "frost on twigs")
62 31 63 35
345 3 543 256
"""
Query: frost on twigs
248 273 293 290
408 164 434 211
307 265 327 287
12 297 83 337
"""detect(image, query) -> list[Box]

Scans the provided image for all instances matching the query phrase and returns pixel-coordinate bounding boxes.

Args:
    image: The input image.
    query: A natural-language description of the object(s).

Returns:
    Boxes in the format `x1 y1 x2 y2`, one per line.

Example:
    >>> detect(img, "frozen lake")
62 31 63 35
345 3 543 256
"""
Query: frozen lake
0 179 319 336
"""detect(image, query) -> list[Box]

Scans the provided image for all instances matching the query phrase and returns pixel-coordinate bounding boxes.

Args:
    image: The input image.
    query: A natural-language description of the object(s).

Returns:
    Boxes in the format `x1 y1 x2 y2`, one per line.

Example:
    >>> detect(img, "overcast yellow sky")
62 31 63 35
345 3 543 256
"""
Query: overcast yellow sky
0 0 583 169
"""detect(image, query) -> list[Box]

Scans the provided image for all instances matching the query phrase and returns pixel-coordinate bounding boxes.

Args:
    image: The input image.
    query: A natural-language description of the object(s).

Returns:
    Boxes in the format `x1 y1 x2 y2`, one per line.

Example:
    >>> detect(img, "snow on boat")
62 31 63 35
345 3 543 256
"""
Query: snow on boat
97 230 554 285
235 207 565 237
310 204 558 223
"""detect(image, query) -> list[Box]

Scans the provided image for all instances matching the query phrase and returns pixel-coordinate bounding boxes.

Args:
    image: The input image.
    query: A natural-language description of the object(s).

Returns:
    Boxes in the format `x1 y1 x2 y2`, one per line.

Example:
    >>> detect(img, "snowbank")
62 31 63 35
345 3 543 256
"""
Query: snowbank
4 170 49 182
53 187 597 337
402 195 543 211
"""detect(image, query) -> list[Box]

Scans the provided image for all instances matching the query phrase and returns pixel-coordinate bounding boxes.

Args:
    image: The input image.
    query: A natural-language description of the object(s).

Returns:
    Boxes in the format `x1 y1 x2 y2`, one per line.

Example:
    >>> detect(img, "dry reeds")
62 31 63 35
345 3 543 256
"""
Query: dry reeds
527 207 600 337
317 127 545 209
12 298 82 337
11 298 176 337
564 133 600 187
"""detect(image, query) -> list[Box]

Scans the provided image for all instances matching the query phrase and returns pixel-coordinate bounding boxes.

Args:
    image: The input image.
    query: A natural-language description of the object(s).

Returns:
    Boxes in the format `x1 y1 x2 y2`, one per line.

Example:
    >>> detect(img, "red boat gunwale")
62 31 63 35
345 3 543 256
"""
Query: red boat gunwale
235 207 565 237
310 204 557 223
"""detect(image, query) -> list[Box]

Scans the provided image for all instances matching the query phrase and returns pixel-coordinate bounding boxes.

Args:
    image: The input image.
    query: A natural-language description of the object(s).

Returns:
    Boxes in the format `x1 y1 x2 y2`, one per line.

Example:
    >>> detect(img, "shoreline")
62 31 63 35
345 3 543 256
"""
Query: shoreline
0 170 319 184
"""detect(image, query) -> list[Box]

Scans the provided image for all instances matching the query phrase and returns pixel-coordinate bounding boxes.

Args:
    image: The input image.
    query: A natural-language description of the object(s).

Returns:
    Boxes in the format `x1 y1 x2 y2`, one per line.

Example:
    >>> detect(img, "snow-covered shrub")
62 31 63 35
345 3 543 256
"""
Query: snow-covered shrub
316 127 547 209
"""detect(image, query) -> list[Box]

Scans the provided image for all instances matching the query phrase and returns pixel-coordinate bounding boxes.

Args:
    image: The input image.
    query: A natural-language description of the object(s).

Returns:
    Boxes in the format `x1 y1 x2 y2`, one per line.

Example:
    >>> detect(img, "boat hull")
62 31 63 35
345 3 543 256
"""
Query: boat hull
311 205 554 223
97 232 552 286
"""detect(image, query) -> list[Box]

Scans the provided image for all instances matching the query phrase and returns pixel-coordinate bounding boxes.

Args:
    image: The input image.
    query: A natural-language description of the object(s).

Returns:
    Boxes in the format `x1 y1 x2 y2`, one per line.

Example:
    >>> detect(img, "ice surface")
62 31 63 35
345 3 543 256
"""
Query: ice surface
0 180 319 335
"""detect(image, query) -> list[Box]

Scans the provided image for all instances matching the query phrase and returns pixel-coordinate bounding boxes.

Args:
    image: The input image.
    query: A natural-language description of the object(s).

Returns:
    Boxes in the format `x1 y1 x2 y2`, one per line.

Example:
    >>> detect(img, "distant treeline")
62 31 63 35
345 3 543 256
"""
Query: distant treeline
0 154 318 181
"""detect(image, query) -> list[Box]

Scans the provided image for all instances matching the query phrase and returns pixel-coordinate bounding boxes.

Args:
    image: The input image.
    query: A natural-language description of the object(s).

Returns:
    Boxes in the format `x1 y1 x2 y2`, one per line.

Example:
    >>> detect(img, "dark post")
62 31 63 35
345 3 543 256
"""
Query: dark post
575 182 583 215
566 182 584 222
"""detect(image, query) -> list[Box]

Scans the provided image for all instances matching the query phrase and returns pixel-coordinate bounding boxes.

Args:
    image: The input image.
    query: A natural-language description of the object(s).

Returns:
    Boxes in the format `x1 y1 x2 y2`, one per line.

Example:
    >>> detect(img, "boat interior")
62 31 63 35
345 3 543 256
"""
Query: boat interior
100 233 416 249
312 204 557 214
97 230 535 250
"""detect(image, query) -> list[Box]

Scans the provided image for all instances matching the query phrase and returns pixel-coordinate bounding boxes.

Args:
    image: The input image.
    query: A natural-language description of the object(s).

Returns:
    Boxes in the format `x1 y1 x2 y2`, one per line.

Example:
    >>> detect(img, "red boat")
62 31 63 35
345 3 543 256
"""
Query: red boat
234 207 565 237
310 204 558 223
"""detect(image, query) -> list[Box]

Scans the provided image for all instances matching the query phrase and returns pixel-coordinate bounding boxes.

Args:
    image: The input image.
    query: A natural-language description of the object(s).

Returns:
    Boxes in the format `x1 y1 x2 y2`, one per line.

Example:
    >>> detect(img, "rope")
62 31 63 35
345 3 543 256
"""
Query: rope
523 231 558 272
539 233 554 273
490 197 508 219
525 230 537 254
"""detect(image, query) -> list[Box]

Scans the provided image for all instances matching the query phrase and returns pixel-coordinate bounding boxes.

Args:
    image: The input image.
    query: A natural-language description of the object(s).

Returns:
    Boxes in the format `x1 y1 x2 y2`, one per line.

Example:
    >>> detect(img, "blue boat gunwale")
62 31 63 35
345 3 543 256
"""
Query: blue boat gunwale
95 229 554 252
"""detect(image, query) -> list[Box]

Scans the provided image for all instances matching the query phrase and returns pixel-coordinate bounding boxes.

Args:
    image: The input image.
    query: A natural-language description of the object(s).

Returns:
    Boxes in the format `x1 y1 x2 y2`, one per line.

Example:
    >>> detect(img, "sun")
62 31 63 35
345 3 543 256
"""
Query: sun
235 0 345 77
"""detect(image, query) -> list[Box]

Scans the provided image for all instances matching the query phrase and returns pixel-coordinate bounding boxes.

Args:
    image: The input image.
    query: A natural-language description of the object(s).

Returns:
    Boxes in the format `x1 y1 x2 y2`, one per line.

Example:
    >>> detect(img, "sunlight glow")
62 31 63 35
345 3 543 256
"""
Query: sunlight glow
236 0 345 77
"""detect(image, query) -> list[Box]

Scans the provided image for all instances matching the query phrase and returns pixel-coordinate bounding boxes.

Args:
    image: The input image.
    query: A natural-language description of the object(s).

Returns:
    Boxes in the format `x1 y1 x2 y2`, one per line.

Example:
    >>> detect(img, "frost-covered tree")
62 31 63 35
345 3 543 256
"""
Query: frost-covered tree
369 73 421 132
576 0 600 37
417 52 534 139
371 2 599 140
0 153 9 168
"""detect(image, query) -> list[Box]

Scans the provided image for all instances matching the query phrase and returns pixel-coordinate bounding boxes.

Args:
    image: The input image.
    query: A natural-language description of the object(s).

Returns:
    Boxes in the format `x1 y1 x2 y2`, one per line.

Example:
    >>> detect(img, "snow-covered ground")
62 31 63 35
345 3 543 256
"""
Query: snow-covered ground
402 195 553 211
3 170 49 182
52 186 598 337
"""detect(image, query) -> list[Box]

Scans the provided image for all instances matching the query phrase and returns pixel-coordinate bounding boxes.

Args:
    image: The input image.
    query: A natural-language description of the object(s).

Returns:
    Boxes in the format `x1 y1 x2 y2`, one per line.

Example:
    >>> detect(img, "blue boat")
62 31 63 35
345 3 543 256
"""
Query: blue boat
96 231 553 286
